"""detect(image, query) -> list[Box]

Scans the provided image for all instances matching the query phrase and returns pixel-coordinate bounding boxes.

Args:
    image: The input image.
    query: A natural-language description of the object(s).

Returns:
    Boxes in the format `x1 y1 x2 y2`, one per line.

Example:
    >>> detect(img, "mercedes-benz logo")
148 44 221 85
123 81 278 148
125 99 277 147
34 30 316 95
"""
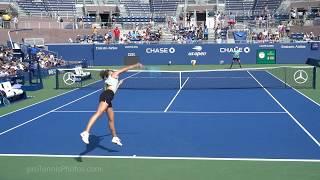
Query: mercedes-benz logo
63 72 76 85
293 70 308 84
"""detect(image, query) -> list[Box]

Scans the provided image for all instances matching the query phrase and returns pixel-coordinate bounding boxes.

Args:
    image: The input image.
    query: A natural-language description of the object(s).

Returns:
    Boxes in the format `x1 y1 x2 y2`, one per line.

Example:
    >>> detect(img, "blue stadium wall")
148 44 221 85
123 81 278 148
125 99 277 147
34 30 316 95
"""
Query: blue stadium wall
47 43 320 65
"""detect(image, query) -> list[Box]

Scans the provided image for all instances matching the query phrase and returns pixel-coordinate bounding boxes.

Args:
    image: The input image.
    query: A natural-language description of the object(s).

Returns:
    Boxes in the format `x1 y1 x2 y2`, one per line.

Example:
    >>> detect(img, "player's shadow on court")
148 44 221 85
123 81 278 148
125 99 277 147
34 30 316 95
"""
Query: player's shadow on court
75 134 118 162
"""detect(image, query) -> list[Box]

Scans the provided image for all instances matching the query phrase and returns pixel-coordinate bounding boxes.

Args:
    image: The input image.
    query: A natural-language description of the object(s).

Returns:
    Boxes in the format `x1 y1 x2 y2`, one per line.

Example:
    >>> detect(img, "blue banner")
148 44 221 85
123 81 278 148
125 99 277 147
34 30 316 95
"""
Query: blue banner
47 43 320 66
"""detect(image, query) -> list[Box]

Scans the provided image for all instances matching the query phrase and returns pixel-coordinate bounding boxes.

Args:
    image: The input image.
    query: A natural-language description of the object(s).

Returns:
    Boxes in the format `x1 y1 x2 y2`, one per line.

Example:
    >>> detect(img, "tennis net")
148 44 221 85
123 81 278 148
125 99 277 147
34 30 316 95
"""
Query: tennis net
55 66 317 90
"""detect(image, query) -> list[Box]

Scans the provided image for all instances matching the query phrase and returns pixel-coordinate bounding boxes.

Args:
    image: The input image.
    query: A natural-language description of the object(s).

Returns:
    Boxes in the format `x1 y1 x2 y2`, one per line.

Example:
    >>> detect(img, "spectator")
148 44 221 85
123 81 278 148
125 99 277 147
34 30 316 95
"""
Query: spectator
13 16 18 29
0 15 2 28
290 8 297 24
187 13 191 27
285 25 290 36
57 15 61 22
74 24 163 44
113 26 121 43
107 30 112 44
131 30 138 40
92 26 98 35
78 17 83 29
57 15 63 29
258 16 263 28
29 46 39 61
204 25 209 40
278 23 285 38
76 35 81 43
0 47 27 78
309 32 315 40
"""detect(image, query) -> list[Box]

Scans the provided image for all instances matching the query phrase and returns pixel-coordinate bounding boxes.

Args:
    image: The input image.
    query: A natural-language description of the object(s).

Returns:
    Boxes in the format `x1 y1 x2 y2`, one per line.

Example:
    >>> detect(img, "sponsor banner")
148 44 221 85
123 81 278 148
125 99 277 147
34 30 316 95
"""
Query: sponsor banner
145 47 176 54
95 46 118 50
280 45 307 49
256 49 276 64
259 44 275 48
124 45 139 49
47 43 319 65
311 42 319 50
219 46 251 54
188 46 207 57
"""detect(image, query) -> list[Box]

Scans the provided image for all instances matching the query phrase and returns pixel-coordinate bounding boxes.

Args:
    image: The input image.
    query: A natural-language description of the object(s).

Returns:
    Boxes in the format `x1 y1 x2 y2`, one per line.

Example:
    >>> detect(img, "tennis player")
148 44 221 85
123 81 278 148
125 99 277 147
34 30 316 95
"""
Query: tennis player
80 63 143 146
229 49 242 69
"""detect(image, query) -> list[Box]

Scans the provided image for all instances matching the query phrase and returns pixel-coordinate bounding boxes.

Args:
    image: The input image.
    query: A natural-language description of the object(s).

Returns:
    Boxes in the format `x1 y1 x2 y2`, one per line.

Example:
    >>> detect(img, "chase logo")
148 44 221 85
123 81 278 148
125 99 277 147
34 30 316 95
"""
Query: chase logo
220 47 250 53
192 46 203 51
146 47 175 54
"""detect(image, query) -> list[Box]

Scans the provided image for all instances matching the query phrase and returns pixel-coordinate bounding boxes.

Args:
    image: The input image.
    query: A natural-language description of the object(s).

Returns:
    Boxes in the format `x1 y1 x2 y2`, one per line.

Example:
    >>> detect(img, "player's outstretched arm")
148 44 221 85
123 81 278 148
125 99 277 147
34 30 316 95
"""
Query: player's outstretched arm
112 63 143 78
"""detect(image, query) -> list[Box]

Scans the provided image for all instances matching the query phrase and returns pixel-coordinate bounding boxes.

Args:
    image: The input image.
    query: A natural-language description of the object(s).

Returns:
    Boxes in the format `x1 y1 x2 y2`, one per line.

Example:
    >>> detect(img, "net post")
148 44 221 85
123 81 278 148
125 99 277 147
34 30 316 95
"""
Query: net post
179 72 182 89
284 67 287 88
313 66 317 89
55 69 59 89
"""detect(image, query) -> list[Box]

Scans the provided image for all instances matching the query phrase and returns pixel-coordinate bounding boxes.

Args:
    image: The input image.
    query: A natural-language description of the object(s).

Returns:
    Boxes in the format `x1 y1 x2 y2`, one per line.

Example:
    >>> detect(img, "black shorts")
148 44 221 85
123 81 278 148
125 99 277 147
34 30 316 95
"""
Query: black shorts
99 89 114 107
233 58 240 61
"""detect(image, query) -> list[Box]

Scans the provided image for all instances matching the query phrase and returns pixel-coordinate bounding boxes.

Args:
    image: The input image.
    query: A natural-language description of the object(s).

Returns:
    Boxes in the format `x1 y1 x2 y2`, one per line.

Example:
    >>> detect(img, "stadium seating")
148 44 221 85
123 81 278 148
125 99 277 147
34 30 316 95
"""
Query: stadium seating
75 0 94 4
225 0 254 14
150 0 183 17
225 0 282 16
274 14 290 21
113 16 165 23
253 0 282 14
119 0 184 22
121 0 151 17
17 0 76 17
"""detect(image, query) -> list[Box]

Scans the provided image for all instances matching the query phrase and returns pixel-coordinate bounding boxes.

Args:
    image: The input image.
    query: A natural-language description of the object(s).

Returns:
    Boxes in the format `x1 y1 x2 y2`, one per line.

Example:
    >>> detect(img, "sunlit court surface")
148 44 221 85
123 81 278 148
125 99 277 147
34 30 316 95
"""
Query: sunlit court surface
1 0 320 179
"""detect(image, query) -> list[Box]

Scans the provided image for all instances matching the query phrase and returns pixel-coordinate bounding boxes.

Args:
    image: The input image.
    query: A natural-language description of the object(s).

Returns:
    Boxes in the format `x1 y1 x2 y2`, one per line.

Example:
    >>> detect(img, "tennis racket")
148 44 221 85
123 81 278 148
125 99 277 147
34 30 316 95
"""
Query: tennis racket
0 91 10 106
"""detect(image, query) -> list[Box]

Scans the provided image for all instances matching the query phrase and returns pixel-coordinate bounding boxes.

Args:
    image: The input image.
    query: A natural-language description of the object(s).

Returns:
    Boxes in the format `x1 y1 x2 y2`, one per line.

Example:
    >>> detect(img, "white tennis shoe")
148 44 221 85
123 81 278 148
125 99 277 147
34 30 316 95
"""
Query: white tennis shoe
80 131 90 144
112 136 123 146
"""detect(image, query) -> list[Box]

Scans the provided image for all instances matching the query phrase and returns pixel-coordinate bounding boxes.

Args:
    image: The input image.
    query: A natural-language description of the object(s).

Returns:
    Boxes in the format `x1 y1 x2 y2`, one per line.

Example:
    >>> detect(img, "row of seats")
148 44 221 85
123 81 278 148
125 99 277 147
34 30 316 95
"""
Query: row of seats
17 0 76 17
150 0 182 17
0 81 26 106
121 0 183 18
226 14 290 22
226 0 282 14
73 67 91 81
254 0 282 12
225 0 254 11
114 17 166 23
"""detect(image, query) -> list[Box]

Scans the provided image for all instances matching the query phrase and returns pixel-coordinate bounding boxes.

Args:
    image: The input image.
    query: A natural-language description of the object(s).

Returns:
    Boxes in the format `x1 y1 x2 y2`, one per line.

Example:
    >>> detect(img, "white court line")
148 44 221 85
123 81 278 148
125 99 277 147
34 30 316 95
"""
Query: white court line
122 76 252 79
0 153 319 162
122 71 142 80
247 71 320 147
0 89 101 136
0 80 101 118
0 89 79 118
266 71 320 107
52 110 287 114
164 77 189 112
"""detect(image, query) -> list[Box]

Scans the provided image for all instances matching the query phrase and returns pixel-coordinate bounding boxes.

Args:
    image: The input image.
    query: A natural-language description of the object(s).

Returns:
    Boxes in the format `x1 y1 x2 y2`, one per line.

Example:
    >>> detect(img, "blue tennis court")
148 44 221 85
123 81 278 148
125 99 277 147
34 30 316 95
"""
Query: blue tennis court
0 69 320 161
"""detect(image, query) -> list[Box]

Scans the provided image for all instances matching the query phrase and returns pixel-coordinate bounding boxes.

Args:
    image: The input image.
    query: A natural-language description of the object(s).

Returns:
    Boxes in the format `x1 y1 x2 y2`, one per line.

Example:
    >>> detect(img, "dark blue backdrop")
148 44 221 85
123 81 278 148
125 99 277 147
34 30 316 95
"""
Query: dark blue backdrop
47 43 320 65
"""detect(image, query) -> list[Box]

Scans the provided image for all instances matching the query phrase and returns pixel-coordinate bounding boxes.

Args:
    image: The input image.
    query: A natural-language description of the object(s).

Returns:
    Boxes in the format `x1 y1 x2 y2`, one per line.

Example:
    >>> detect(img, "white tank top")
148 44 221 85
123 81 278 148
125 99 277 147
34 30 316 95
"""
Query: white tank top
105 76 119 93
